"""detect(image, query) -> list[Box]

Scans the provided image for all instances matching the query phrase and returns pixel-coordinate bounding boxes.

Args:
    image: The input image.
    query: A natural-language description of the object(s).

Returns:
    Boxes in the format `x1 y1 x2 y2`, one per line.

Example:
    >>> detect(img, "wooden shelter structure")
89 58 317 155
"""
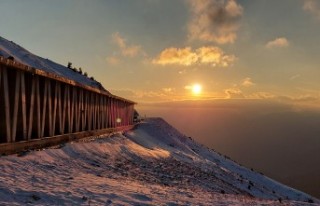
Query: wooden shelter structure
0 56 135 145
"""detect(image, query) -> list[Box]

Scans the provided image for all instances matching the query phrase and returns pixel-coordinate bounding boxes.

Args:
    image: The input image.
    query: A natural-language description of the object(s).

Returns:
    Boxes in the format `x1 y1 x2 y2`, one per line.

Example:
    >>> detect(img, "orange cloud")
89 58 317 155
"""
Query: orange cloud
196 47 236 67
224 88 244 99
112 32 143 57
152 46 235 67
187 0 243 44
303 0 320 20
152 47 198 66
266 37 289 49
106 56 120 65
241 77 255 87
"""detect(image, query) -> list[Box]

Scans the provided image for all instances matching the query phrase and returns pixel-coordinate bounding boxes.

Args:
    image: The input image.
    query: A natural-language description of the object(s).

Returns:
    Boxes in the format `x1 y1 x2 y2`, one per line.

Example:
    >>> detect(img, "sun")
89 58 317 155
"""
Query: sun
192 84 202 95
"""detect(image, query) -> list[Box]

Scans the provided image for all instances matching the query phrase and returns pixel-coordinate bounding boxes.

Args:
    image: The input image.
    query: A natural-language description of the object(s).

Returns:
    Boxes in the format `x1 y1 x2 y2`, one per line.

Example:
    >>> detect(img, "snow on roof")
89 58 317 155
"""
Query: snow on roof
0 36 105 91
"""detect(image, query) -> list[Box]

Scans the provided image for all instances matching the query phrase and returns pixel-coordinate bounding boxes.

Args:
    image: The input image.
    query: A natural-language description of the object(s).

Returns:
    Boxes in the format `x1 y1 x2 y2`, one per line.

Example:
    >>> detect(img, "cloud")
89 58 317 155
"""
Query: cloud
162 87 175 93
247 92 275 100
241 77 255 87
106 56 120 65
112 32 144 57
187 0 243 44
152 46 236 67
152 47 198 66
224 88 244 99
290 74 301 81
303 0 320 20
266 37 289 49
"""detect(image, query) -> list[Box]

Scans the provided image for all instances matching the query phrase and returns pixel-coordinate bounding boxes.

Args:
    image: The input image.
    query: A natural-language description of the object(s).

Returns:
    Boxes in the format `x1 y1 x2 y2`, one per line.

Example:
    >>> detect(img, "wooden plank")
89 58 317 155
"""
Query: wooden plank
27 77 35 140
36 76 41 138
47 80 52 136
12 71 21 142
62 86 68 134
52 82 58 136
93 93 96 130
20 72 27 140
111 99 115 128
76 88 80 132
75 87 79 132
97 94 101 129
41 79 48 138
83 90 88 131
88 92 93 130
105 97 109 128
57 83 62 134
80 89 84 131
3 68 11 142
69 87 75 133
66 86 71 133
102 96 106 128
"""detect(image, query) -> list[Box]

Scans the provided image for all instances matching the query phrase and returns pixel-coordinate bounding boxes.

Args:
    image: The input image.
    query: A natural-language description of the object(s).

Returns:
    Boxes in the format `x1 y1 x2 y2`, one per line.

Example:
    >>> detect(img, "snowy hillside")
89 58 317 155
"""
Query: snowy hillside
0 36 105 90
0 118 318 205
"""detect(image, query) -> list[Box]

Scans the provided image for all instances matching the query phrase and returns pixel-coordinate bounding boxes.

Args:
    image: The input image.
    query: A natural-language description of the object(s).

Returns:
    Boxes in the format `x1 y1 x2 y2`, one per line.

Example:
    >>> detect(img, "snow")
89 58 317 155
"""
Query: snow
0 118 318 205
0 36 105 90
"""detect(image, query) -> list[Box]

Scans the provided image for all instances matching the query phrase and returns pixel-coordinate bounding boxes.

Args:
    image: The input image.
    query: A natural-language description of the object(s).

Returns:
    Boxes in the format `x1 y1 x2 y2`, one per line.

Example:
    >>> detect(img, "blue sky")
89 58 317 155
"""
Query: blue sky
1 0 320 108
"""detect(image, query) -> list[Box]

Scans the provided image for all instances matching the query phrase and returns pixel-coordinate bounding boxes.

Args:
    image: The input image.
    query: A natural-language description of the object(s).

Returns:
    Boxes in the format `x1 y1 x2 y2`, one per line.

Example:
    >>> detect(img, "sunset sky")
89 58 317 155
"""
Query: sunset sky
1 0 320 108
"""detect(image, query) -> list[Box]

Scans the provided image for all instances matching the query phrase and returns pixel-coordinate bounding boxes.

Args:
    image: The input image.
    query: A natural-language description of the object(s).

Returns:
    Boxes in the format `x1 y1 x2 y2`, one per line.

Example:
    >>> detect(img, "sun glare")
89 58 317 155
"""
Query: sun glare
192 84 202 95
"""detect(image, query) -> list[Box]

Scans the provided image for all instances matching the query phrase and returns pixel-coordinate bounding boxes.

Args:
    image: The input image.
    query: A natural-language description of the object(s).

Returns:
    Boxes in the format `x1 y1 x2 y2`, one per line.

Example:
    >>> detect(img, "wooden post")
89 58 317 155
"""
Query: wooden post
3 68 11 142
83 90 88 131
106 97 109 128
58 83 63 134
41 79 48 138
20 72 27 140
27 76 35 140
93 93 97 130
47 79 52 137
70 87 76 133
35 76 41 138
76 88 82 132
12 71 21 142
62 85 68 134
67 85 72 133
52 81 59 137
88 91 92 130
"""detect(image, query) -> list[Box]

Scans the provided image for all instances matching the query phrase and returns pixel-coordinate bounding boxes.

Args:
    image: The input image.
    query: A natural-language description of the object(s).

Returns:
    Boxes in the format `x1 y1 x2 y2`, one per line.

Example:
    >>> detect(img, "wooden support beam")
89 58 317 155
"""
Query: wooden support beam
106 97 109 128
93 93 97 130
35 76 41 138
66 86 71 133
70 87 76 133
83 90 88 131
52 82 59 137
12 71 21 142
27 77 35 140
76 89 82 132
58 83 63 134
3 68 11 142
41 79 48 138
47 79 53 137
20 72 27 140
87 91 92 130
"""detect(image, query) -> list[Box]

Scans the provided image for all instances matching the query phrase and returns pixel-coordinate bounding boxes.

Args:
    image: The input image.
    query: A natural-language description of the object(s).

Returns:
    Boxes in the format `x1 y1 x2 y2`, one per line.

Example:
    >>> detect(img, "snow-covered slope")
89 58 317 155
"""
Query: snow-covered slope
0 36 104 90
0 118 318 205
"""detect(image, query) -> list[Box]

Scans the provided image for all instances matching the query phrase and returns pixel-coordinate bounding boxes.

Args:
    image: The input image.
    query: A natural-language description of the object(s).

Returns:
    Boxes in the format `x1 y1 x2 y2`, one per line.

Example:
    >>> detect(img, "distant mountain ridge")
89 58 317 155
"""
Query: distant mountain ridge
0 36 105 90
